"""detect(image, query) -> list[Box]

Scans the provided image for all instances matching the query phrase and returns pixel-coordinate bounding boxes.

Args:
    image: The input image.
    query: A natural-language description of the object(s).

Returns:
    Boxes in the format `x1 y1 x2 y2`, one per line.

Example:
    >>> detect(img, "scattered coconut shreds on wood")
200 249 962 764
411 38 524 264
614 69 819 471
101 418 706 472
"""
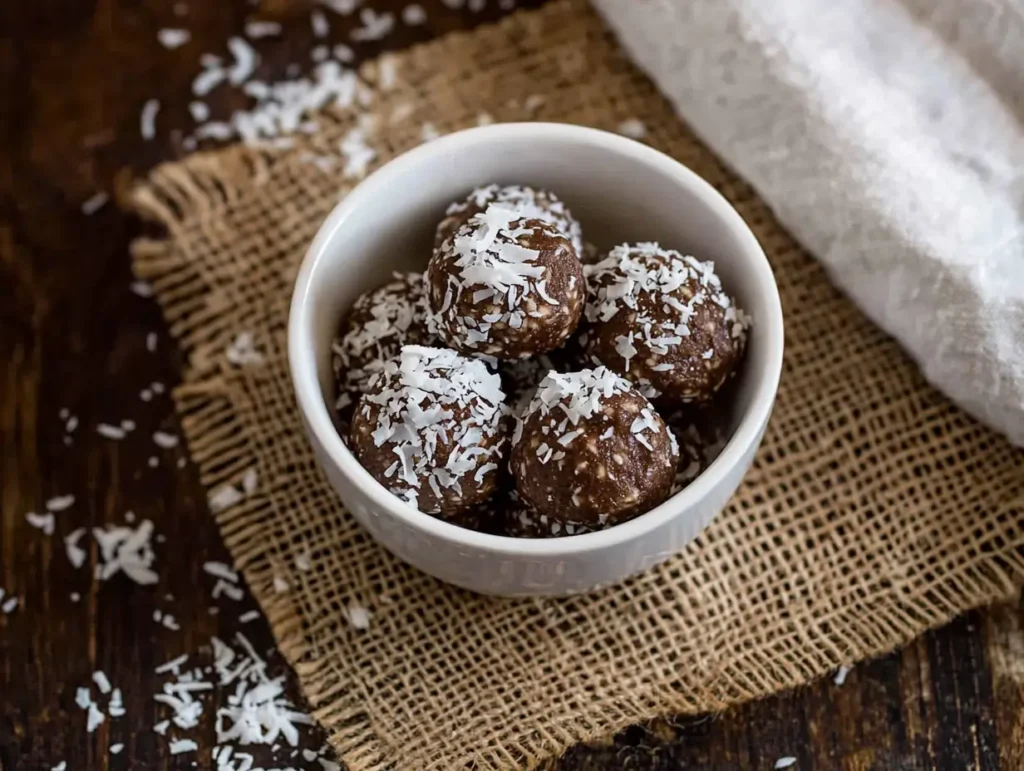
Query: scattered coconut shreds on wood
146 331 158 352
617 118 647 139
151 633 317 763
93 520 159 585
81 192 109 215
158 28 191 49
141 99 160 140
402 3 426 24
245 20 282 39
1 596 18 614
26 512 56 536
350 8 394 41
110 743 124 755
46 494 75 512
52 762 67 771
239 610 260 623
834 665 851 686
130 279 154 297
775 758 797 769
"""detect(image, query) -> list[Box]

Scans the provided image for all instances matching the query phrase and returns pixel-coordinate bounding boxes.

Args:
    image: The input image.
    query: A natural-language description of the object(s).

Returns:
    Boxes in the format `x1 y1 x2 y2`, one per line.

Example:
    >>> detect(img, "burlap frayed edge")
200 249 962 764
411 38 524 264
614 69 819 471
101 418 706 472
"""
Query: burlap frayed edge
127 3 1024 768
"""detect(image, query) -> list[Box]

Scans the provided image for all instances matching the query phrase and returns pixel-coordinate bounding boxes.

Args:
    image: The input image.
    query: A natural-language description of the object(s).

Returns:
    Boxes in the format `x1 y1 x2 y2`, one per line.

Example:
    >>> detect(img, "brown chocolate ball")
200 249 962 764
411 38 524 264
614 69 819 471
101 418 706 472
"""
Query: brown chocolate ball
426 206 586 361
435 184 584 254
350 346 509 516
332 272 438 407
510 367 678 528
502 492 595 538
583 243 750 403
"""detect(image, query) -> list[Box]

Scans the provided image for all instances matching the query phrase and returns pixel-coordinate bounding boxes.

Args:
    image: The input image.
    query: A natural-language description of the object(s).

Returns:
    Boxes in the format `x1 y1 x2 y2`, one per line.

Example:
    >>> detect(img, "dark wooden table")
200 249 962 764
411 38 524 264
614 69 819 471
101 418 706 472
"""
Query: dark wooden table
2 1 1022 769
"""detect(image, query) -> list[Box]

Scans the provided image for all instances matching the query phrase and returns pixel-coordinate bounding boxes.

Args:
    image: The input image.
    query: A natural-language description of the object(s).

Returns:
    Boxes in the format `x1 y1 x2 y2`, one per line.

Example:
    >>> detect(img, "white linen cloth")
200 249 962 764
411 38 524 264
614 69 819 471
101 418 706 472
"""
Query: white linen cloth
593 0 1024 445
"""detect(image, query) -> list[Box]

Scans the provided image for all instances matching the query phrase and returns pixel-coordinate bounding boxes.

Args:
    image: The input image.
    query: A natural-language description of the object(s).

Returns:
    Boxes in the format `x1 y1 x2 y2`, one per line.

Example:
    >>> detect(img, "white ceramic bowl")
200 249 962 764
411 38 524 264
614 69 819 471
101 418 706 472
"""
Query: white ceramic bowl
289 123 783 597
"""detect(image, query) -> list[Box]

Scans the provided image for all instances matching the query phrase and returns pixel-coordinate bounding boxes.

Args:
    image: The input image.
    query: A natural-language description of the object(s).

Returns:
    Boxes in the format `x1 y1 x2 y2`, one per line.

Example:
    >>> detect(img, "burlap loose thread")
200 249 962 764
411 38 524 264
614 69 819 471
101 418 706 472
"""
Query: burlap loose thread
130 2 1024 769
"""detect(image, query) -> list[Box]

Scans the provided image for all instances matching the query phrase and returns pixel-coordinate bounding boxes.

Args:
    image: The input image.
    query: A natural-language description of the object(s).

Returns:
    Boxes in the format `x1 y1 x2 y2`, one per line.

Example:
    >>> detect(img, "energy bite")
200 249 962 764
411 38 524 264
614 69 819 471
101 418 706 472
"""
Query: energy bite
584 242 750 403
427 205 586 361
435 184 584 254
510 367 678 528
349 346 508 516
332 272 437 406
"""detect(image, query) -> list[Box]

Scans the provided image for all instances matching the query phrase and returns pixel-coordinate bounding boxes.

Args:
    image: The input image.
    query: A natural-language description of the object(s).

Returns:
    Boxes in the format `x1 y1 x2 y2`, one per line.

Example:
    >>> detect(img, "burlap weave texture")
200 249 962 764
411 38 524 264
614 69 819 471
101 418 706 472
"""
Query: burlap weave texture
131 3 1024 769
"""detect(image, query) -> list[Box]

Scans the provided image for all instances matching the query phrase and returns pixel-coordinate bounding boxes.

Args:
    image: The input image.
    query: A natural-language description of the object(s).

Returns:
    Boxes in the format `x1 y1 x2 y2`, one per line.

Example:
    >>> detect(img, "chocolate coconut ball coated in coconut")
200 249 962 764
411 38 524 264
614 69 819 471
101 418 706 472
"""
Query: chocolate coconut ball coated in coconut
435 184 584 255
584 243 750 403
510 367 678 528
349 346 509 516
427 205 586 361
332 272 438 406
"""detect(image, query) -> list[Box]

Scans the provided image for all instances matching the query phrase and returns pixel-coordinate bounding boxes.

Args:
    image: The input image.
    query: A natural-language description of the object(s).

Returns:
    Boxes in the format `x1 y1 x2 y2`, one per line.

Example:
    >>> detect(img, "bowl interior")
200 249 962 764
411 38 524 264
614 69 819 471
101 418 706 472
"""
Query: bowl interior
301 124 777 495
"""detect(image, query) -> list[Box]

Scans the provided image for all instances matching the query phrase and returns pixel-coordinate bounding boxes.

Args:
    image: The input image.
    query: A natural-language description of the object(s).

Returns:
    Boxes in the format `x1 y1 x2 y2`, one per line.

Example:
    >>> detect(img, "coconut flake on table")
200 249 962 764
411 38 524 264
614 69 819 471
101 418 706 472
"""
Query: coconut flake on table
93 670 112 694
343 601 372 630
775 758 797 769
81 192 109 215
239 609 260 623
350 8 394 41
244 20 282 38
833 664 852 686
1 595 18 614
310 9 330 37
319 0 360 12
153 431 179 449
402 3 427 24
65 528 88 568
140 99 160 140
130 279 154 297
47 492 77 512
204 561 239 583
26 512 56 535
158 28 191 49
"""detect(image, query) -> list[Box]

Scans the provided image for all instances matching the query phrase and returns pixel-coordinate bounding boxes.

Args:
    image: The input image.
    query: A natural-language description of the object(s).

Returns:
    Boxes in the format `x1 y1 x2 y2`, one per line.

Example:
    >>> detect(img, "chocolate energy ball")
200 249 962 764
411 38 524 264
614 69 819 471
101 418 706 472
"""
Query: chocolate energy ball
435 184 584 254
502 492 595 538
510 367 679 528
332 272 438 408
426 205 586 361
584 242 750 403
349 346 509 516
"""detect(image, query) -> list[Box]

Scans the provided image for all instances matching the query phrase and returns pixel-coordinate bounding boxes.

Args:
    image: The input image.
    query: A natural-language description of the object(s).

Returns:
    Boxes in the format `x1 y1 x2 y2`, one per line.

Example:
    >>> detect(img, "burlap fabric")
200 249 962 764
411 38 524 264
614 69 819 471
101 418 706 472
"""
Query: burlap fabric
130 2 1024 768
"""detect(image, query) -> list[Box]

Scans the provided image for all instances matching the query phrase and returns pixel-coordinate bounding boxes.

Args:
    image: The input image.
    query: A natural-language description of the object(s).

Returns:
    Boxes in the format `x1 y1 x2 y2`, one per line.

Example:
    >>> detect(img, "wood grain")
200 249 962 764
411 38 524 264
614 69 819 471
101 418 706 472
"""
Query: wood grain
0 1 1019 769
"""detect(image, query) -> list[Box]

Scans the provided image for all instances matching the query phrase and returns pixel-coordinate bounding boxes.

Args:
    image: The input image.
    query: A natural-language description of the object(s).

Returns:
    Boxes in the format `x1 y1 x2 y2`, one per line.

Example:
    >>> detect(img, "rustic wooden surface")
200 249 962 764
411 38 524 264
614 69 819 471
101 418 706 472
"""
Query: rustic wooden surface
1 1 1022 769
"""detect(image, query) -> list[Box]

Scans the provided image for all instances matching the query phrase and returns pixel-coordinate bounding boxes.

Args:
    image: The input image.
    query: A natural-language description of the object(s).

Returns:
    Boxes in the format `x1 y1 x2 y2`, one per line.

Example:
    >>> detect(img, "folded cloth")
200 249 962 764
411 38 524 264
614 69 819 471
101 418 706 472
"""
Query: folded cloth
593 0 1024 445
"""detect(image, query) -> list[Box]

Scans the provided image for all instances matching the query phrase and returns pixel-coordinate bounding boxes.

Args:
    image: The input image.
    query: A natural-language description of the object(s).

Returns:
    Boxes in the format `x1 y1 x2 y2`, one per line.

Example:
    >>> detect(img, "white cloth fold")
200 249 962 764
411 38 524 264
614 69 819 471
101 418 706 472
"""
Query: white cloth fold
593 0 1024 445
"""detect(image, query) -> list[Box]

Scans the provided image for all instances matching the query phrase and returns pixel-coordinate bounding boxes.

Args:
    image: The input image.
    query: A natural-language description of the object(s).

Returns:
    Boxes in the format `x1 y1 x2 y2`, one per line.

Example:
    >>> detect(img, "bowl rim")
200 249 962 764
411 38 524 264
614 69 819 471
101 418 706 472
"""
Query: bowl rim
288 122 783 557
